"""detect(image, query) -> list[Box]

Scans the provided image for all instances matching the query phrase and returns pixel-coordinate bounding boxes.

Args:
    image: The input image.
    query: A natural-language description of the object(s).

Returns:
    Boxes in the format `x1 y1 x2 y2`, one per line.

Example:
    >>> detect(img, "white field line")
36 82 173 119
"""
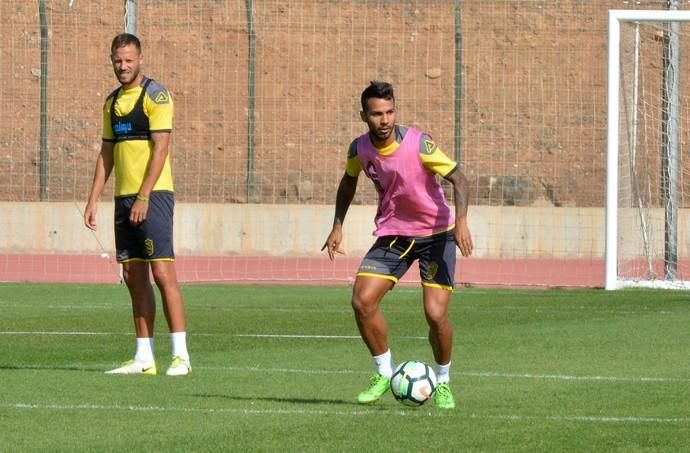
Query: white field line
1 402 689 424
48 305 680 317
200 365 690 383
1 402 432 418
4 361 686 384
0 331 425 339
1 299 677 317
1 331 687 383
0 331 115 336
234 334 428 340
466 413 690 424
460 371 688 383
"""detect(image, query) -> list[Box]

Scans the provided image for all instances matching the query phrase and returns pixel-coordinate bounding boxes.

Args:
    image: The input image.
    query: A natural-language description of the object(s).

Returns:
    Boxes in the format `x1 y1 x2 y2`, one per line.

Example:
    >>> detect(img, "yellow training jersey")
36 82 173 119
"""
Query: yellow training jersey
102 77 174 197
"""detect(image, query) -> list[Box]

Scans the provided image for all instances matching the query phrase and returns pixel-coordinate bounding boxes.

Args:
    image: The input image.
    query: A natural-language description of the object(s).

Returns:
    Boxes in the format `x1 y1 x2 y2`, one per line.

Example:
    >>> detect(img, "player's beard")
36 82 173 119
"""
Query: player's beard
374 126 393 141
117 66 140 87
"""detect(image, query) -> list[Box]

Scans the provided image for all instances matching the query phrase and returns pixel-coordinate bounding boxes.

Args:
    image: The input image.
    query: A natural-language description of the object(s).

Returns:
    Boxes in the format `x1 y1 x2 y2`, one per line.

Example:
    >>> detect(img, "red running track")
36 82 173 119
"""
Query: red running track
0 254 605 288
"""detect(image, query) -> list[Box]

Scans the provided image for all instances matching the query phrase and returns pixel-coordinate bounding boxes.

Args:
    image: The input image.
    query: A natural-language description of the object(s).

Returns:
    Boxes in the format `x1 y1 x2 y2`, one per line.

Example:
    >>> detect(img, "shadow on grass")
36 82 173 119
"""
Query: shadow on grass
0 364 103 372
191 393 369 407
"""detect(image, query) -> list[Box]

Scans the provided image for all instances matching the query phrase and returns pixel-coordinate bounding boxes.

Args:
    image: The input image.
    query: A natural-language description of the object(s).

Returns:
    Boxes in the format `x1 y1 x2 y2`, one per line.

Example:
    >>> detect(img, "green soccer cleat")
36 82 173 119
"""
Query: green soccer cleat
433 383 456 409
105 359 157 375
165 355 192 376
357 373 391 404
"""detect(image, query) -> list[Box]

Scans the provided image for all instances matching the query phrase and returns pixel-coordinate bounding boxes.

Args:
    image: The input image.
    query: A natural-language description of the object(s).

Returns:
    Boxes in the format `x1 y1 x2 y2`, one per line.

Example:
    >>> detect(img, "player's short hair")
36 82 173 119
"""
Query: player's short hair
361 81 395 112
111 33 141 55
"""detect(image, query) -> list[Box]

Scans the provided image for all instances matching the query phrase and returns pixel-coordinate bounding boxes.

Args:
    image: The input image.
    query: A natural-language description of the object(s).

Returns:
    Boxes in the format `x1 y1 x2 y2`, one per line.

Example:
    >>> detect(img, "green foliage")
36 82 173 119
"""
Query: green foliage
0 284 689 451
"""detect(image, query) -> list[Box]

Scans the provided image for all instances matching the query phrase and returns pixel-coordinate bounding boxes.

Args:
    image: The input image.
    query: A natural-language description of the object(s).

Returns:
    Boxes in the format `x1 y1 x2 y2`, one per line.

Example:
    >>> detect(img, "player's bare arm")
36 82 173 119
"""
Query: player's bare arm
84 141 115 231
129 131 170 225
444 168 473 257
322 172 358 260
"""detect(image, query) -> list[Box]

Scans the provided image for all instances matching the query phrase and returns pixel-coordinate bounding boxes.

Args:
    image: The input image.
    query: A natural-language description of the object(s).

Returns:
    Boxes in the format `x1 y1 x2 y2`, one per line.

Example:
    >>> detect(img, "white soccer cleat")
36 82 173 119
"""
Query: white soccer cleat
105 359 157 375
165 356 192 376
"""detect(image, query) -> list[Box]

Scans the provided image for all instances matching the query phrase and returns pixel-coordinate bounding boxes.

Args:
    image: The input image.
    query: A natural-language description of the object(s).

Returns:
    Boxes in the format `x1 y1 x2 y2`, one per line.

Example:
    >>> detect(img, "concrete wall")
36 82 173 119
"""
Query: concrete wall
5 201 690 258
0 202 614 258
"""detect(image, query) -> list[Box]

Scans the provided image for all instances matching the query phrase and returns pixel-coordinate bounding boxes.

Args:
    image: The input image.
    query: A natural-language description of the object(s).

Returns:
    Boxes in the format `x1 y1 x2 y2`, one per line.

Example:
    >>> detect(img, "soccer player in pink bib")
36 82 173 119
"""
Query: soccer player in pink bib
323 81 473 409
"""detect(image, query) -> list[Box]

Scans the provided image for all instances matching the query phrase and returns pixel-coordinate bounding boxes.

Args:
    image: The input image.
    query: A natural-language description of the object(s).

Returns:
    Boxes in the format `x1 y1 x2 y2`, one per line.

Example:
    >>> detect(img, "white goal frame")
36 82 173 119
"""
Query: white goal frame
606 9 690 290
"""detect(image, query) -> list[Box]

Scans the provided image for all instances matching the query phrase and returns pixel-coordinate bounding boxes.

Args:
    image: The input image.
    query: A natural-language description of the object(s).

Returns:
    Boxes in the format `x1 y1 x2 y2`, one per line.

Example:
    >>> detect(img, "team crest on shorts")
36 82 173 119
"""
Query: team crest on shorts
424 261 439 281
145 238 155 257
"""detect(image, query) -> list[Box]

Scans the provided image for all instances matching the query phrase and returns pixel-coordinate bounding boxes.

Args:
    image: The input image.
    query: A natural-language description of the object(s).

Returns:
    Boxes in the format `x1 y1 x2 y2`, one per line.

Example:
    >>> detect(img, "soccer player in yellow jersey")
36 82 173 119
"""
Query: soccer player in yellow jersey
323 81 473 409
84 33 191 376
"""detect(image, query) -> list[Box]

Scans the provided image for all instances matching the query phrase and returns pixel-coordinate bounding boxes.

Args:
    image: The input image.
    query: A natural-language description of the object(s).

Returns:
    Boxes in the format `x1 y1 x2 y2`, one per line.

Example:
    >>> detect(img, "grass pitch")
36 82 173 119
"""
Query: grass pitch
1 283 689 451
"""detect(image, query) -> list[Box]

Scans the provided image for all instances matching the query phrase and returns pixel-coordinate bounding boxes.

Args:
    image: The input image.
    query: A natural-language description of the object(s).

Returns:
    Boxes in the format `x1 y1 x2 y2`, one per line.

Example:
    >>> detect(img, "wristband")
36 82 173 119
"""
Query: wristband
136 194 149 202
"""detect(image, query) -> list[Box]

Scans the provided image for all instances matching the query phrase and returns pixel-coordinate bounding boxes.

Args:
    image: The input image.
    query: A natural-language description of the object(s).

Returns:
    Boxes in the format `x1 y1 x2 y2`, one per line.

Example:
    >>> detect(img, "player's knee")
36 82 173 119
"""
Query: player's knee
351 293 378 318
424 305 449 327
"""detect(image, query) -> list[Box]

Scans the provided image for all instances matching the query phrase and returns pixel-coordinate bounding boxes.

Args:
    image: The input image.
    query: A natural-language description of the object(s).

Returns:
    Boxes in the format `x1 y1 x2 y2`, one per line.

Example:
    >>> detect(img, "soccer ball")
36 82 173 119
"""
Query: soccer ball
390 360 437 407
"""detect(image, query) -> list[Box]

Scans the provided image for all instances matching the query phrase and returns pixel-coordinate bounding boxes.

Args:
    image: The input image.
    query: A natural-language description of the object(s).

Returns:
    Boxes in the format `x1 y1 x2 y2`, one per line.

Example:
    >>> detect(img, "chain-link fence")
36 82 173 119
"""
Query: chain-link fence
0 0 683 207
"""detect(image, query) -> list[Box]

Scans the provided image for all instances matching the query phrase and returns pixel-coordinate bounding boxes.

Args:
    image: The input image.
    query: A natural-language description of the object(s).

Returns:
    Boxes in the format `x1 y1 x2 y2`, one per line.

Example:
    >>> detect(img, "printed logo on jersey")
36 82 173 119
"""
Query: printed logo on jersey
113 121 133 136
364 162 385 196
422 139 438 155
145 238 155 257
423 261 439 281
153 91 170 104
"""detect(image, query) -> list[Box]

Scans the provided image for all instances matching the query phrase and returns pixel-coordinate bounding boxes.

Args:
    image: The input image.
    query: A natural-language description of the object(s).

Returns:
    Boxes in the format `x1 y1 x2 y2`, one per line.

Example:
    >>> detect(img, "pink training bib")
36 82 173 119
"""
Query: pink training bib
356 127 453 237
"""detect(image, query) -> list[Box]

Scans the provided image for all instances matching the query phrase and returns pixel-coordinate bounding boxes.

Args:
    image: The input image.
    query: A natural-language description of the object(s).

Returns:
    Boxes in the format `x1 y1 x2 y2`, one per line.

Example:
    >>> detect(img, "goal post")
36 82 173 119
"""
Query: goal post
606 9 690 290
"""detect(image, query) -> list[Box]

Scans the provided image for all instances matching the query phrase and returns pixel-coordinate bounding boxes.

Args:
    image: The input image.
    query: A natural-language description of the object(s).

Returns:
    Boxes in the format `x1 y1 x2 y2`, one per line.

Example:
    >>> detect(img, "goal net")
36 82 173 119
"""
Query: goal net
607 10 690 289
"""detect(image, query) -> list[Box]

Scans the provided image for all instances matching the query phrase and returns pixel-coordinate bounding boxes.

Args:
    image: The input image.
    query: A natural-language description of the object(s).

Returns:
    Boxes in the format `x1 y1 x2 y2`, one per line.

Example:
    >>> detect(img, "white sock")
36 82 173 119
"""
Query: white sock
171 332 189 361
435 361 451 384
134 337 154 364
372 349 395 377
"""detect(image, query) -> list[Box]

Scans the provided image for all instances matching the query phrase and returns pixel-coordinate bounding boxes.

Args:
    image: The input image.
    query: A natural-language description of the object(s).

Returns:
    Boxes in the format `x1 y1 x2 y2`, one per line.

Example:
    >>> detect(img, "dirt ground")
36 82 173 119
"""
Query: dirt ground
0 0 685 207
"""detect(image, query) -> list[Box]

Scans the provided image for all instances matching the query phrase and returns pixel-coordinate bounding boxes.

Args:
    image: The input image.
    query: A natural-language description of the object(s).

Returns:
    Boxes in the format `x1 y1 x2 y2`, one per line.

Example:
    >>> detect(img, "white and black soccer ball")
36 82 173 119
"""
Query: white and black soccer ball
390 360 437 407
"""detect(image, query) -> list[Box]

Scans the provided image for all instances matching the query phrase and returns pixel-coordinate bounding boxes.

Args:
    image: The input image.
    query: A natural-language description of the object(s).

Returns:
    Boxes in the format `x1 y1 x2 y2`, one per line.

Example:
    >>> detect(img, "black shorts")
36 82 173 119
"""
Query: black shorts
357 229 457 290
114 191 175 263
